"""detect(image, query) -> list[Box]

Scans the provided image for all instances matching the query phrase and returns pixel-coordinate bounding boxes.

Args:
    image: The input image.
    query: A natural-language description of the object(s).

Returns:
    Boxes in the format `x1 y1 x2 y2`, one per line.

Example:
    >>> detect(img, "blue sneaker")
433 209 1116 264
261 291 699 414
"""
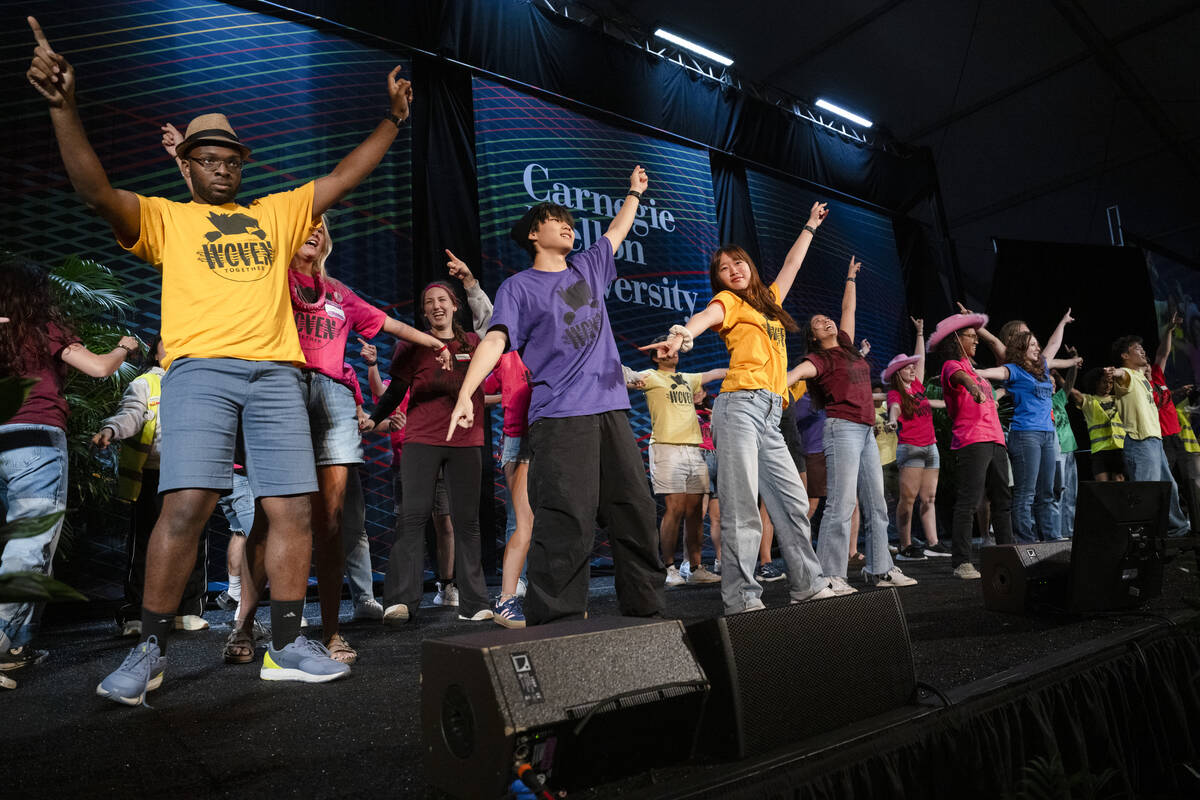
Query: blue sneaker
260 635 350 683
755 562 787 583
493 596 526 629
96 636 165 706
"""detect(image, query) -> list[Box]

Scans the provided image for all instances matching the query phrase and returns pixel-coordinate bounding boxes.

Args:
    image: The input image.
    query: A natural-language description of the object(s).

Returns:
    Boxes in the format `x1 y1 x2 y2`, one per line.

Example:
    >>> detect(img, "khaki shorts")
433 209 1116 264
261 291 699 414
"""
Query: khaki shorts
649 443 709 495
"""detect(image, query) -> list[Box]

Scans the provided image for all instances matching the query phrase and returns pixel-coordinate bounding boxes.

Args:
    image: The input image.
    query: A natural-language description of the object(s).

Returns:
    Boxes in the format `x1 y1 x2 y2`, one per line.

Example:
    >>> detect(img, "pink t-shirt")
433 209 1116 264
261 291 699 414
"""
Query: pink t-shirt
886 378 936 447
482 351 532 438
341 363 364 406
291 271 386 392
940 358 1004 449
375 381 409 468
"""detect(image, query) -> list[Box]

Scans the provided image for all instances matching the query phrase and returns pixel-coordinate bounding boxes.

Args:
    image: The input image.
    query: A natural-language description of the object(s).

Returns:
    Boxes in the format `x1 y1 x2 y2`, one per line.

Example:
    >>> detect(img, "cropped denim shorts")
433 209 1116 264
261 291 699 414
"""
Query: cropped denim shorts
895 442 940 470
303 371 364 466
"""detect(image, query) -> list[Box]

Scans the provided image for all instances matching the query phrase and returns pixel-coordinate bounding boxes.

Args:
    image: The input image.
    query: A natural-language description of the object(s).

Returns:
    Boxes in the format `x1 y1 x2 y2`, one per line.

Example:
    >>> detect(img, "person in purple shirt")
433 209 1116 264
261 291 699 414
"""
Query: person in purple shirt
447 166 665 625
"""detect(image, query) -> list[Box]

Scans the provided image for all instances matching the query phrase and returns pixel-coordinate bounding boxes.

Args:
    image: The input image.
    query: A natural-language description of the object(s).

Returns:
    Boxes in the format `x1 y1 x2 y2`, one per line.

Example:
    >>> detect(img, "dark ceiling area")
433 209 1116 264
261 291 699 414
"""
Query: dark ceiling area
576 0 1200 300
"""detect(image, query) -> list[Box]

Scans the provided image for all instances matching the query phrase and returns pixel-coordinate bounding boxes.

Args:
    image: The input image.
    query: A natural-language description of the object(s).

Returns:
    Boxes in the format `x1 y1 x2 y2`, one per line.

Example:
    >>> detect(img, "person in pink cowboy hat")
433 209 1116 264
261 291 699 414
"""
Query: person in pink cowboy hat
883 317 949 562
929 312 1014 579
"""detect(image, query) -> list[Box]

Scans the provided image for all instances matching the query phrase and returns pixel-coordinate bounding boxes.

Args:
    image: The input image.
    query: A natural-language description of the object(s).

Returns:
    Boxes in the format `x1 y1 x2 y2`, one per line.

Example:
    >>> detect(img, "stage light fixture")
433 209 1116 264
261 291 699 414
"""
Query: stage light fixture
815 99 873 129
653 29 733 67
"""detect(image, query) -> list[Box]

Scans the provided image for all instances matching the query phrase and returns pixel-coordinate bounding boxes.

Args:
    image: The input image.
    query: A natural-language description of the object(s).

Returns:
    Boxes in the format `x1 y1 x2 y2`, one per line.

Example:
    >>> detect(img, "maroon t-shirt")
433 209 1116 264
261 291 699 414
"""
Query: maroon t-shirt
803 330 875 426
389 333 484 448
8 322 79 430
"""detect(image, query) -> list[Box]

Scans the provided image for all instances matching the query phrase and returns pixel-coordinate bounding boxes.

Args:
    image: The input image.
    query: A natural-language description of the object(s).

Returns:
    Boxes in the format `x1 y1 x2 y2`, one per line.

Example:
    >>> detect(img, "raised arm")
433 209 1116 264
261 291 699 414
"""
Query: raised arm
911 317 926 384
1155 311 1182 371
358 338 388 399
974 365 1009 383
312 66 412 217
839 256 863 342
642 301 725 360
447 329 508 439
27 17 140 245
957 302 1005 361
601 166 648 254
775 202 829 302
445 249 493 334
1047 355 1083 371
60 336 139 379
1041 307 1074 362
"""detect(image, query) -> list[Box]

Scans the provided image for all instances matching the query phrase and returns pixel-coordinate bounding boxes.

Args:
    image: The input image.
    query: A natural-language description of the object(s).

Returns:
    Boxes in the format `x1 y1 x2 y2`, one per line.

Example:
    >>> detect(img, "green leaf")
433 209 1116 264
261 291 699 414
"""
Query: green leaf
0 377 37 425
0 511 64 541
0 572 87 602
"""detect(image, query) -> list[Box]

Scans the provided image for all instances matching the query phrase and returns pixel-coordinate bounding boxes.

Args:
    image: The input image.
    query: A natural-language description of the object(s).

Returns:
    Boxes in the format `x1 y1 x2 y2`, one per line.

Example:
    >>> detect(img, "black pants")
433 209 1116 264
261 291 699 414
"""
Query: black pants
122 468 207 620
951 443 1014 567
1163 433 1196 527
525 411 666 625
384 443 488 617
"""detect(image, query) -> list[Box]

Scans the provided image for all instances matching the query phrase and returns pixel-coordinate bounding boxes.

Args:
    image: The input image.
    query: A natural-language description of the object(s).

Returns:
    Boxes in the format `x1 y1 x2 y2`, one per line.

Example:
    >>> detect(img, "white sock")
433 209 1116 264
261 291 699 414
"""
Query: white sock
228 574 242 602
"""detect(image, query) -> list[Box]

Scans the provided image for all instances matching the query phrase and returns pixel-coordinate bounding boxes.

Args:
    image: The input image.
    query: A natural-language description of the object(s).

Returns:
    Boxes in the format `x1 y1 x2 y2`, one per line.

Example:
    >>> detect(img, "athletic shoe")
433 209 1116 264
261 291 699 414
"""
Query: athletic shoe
382 603 410 625
862 566 918 588
458 608 495 621
687 565 721 585
516 578 527 598
793 582 837 603
173 614 209 631
888 544 899 555
828 576 858 596
679 561 692 581
215 590 238 611
665 565 686 588
756 562 787 583
96 636 165 706
434 581 460 607
896 545 927 561
712 558 721 575
743 598 767 612
260 636 350 683
120 620 141 638
924 542 953 558
953 563 982 580
353 598 385 621
0 645 48 671
494 596 526 629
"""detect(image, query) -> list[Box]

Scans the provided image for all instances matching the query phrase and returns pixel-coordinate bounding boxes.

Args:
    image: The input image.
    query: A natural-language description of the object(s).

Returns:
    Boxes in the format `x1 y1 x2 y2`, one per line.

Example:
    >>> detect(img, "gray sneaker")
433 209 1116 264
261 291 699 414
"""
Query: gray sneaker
261 636 350 683
96 636 166 706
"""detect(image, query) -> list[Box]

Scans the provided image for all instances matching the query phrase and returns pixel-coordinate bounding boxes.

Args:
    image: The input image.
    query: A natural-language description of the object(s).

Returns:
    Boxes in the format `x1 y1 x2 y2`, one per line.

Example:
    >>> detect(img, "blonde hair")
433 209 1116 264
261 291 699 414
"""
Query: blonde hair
312 214 334 281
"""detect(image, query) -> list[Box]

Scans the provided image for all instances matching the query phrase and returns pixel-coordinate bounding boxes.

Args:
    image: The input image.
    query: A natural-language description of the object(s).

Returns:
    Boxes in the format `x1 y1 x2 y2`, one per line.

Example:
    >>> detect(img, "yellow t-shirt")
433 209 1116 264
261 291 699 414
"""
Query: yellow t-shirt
714 284 788 399
787 379 807 404
640 369 703 445
875 400 897 465
123 183 316 369
1113 367 1162 441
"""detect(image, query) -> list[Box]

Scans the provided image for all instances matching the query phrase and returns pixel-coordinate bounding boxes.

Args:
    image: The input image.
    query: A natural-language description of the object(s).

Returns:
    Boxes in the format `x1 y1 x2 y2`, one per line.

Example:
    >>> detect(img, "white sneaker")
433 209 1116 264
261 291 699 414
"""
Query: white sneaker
712 558 721 575
383 603 410 625
173 614 209 631
664 565 685 588
828 576 858 596
863 566 918 588
743 598 766 612
434 581 460 607
687 565 721 585
793 584 837 602
954 563 982 580
458 608 494 621
353 598 384 621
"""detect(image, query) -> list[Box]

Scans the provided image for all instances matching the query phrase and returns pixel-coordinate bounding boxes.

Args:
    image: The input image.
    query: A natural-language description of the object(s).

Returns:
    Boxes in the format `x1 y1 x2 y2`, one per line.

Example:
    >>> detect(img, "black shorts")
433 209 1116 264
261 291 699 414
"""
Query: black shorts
1090 448 1124 477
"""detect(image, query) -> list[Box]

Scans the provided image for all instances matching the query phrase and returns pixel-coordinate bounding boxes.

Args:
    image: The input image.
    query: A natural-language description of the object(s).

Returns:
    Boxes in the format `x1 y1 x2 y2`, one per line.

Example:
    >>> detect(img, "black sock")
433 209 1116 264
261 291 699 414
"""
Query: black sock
271 600 305 651
140 608 174 654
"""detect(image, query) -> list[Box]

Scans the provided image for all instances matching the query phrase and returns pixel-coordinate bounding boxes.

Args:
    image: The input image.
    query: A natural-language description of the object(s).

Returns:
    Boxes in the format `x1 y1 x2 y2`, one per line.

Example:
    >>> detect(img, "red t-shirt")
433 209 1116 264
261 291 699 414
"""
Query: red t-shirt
940 358 1005 449
9 322 79 430
1149 365 1182 437
291 272 385 393
802 330 874 426
886 378 936 446
482 350 532 438
389 334 484 448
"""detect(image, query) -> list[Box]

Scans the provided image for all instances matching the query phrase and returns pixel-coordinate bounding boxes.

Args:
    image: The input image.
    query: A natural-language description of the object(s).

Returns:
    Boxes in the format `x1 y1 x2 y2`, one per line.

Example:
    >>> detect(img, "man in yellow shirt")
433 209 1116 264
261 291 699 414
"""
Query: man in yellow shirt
27 16 412 703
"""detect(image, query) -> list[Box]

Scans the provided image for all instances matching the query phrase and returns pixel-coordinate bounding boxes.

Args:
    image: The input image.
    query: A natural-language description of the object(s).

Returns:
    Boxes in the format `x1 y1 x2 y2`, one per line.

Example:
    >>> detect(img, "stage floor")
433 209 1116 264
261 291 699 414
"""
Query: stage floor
6 553 1199 798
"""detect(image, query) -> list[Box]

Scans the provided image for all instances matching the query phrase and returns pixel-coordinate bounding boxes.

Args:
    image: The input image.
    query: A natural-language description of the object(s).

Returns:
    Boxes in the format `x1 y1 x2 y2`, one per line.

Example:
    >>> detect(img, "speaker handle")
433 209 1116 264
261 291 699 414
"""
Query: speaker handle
571 680 709 738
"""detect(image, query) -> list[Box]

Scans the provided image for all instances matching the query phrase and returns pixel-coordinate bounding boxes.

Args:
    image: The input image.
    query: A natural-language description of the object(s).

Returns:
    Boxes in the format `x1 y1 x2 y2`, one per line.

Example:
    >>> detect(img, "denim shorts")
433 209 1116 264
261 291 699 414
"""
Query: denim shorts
302 371 363 466
649 443 710 495
217 470 255 535
703 448 718 496
896 442 940 470
500 433 531 467
159 358 317 497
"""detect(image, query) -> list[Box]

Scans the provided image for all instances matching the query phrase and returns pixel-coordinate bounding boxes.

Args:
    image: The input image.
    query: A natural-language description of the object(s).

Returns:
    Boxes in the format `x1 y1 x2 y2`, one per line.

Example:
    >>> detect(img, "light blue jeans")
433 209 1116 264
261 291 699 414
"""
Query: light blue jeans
1122 436 1191 536
817 417 895 578
1052 447 1077 539
712 390 824 612
1009 429 1059 542
0 425 68 650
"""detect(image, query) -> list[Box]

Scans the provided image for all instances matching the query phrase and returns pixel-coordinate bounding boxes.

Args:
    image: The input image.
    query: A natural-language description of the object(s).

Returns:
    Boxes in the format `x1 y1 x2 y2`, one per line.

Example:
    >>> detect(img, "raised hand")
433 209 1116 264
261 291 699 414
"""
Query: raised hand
161 122 184 159
629 165 648 194
388 65 413 122
911 316 924 334
638 338 679 360
807 201 829 228
357 337 378 366
1060 307 1075 325
847 256 863 280
27 17 75 108
445 249 476 288
956 301 976 316
859 338 871 357
1169 311 1184 330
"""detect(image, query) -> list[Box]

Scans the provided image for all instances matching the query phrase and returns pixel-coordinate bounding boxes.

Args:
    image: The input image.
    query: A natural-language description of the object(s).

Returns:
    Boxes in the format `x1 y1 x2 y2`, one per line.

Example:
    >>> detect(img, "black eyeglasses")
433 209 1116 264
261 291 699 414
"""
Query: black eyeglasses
186 156 244 172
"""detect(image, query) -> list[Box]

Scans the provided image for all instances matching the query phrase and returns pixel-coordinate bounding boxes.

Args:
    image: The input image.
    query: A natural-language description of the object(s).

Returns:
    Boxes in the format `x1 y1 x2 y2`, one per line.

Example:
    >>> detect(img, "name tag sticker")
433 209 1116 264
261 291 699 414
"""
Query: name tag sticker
454 353 471 362
324 303 345 320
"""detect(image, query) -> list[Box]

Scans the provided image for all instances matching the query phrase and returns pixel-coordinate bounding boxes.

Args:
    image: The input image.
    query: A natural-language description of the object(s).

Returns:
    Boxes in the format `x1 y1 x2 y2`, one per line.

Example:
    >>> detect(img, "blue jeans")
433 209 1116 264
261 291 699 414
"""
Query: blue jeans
1009 430 1058 542
1053 448 1077 539
817 417 895 578
713 390 824 612
0 425 68 650
1122 436 1190 536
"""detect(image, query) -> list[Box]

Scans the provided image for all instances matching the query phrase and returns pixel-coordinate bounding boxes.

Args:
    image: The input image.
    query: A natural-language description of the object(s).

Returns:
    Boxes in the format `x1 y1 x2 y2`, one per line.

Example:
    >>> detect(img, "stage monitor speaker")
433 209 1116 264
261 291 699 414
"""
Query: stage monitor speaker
1067 480 1168 612
422 617 707 799
684 589 914 759
981 541 1072 613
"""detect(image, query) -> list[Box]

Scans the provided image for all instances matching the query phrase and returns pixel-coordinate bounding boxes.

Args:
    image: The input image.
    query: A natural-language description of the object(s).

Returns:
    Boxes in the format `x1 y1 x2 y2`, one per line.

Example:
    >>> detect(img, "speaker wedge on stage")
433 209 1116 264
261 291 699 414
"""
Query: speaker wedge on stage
981 541 1073 613
422 617 708 799
685 589 916 759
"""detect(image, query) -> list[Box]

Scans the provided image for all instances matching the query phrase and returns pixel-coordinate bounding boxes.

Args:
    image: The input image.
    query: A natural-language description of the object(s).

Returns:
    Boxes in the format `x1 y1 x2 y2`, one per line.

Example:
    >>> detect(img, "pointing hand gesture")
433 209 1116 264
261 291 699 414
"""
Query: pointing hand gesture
27 17 75 109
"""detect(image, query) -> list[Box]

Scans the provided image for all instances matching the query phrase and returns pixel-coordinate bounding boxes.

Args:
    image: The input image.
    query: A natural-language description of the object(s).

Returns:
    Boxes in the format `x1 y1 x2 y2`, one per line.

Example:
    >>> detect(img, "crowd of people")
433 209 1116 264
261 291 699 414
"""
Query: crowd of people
4 16 1197 705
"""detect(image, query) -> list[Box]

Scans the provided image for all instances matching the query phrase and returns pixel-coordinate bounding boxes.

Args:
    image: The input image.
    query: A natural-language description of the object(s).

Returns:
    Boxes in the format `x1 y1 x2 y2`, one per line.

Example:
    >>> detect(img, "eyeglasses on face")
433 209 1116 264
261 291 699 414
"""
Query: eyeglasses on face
186 156 244 172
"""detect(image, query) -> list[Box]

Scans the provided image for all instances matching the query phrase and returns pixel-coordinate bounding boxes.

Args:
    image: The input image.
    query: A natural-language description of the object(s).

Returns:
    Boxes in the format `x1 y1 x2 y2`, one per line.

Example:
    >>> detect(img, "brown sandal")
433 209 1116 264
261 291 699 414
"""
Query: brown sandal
222 626 255 664
326 633 357 665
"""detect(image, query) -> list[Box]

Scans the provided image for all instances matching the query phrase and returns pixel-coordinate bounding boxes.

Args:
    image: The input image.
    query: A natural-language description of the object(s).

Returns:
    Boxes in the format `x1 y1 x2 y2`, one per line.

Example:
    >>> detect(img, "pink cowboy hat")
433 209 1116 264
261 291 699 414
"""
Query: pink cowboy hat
927 313 989 351
881 354 920 382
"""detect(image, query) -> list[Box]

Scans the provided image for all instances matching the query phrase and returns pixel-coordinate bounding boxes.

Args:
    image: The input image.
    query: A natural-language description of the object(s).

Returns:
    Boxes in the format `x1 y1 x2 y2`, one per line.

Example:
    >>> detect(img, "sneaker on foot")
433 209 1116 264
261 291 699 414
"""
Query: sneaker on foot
863 566 918 587
743 598 767 612
173 614 209 631
120 620 141 638
687 564 721 584
953 562 982 580
755 562 787 583
793 582 837 603
261 635 349 683
494 596 526 629
828 576 858 595
888 544 899 555
353 598 384 621
382 603 410 625
215 590 238 611
0 645 48 671
434 581 460 607
665 565 686 588
924 541 953 558
459 608 494 621
712 558 721 575
96 636 165 706
896 544 927 561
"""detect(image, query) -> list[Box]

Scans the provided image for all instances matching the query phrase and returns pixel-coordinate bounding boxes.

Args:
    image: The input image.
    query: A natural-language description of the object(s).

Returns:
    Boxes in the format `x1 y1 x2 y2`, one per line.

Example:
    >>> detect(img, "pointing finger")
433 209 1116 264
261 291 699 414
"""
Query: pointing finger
28 17 54 52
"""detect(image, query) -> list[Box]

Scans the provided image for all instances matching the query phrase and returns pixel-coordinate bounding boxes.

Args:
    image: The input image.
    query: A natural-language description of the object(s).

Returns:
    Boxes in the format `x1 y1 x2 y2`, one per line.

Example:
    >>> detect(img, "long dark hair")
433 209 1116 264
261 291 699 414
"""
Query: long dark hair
1004 330 1045 380
802 315 861 360
421 282 473 354
708 245 799 332
889 372 919 418
0 256 71 376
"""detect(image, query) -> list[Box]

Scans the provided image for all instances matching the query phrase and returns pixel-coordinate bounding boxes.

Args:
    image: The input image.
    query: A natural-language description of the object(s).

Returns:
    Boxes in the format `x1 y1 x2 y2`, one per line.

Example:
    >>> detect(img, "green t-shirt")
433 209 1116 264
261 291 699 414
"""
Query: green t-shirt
1051 389 1077 453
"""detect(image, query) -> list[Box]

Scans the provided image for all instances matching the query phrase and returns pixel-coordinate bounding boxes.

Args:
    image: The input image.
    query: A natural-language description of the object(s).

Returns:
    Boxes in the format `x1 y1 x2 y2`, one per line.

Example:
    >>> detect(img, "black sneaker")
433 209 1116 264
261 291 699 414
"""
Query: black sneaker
215 590 238 611
896 544 927 561
755 562 787 582
0 645 49 672
923 541 952 558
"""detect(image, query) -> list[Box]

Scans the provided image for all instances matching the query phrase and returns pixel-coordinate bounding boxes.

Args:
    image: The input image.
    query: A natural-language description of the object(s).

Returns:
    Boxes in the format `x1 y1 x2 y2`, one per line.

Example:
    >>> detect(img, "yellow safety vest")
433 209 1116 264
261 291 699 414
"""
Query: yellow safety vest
1177 408 1200 454
1080 394 1124 453
117 371 161 502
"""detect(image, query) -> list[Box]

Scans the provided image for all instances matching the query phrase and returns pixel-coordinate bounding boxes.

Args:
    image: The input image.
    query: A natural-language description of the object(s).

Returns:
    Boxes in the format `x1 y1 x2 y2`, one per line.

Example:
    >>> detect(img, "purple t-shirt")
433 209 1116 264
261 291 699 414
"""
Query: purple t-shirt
489 239 629 424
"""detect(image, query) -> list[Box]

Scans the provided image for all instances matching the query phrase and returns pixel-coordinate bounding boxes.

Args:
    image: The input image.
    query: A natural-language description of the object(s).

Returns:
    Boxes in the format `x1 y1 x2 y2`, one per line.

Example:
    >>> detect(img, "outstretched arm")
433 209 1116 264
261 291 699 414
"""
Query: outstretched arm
641 301 724 360
1155 311 1183 371
839 257 863 342
775 202 829 302
312 66 412 217
912 317 926 383
975 365 1009 382
447 329 508 439
1047 355 1083 371
786 360 818 384
27 17 140 245
602 166 648 254
379 317 451 370
698 367 728 384
1041 307 1074 362
60 336 139 378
